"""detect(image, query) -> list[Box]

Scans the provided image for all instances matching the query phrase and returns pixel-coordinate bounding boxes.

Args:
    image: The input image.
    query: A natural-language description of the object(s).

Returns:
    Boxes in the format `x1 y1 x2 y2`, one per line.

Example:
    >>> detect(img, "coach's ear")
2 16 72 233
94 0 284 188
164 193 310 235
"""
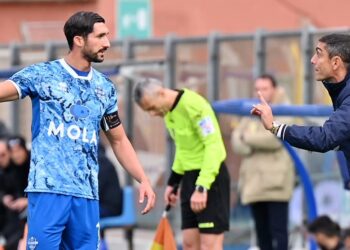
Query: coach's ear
331 55 343 71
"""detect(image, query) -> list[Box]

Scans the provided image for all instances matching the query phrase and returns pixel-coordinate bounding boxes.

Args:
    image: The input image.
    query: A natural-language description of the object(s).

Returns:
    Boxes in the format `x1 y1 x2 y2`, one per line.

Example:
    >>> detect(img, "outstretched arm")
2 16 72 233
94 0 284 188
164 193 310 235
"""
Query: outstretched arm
0 81 19 102
104 125 156 214
251 91 348 152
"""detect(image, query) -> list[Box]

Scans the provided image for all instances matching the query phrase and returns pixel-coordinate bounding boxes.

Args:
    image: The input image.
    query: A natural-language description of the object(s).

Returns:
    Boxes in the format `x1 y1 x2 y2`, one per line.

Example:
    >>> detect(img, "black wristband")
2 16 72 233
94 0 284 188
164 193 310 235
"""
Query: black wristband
167 170 183 186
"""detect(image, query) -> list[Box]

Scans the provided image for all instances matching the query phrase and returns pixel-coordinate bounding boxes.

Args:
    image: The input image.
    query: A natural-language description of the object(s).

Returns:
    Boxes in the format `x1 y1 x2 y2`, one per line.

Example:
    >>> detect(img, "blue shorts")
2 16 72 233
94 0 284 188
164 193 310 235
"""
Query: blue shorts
27 192 100 250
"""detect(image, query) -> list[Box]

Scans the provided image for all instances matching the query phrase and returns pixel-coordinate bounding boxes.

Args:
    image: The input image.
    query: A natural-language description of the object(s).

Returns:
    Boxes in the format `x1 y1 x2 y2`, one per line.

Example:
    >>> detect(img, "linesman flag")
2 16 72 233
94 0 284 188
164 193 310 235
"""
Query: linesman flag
151 185 178 250
150 213 177 250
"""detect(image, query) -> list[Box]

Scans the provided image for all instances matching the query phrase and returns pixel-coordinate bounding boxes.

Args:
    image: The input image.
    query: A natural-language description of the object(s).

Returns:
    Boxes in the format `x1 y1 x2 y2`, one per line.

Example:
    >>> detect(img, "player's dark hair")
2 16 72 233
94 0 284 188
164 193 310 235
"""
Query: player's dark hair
64 11 105 50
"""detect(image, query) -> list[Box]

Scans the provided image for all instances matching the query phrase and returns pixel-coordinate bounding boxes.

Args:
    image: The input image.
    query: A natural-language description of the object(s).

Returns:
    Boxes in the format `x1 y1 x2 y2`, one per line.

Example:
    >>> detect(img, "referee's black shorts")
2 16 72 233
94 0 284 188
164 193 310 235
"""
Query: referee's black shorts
180 163 230 234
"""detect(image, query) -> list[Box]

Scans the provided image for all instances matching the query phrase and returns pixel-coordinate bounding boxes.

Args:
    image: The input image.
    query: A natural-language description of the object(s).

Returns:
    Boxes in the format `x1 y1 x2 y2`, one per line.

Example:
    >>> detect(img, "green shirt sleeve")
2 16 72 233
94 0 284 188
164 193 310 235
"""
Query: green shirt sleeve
190 105 226 189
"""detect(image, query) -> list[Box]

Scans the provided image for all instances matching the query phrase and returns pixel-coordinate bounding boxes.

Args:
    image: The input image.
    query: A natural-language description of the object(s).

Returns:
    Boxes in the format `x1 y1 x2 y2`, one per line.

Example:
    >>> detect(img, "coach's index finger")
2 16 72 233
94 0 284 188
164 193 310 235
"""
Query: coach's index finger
257 91 268 106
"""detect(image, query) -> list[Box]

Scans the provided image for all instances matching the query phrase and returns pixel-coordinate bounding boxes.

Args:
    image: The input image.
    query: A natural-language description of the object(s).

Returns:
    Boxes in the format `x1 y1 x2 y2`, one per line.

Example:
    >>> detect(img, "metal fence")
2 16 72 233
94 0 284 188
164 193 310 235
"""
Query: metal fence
1 26 350 247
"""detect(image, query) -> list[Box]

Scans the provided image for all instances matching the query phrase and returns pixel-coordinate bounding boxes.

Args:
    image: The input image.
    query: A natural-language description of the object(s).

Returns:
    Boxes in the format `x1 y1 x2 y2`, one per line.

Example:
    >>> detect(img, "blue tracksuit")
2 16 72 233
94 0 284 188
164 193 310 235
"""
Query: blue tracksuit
281 73 350 189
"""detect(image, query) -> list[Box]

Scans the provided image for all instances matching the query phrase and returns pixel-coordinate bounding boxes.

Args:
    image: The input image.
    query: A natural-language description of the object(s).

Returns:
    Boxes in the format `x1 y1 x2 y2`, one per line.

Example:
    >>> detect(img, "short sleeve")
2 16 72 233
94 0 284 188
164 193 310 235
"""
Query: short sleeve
192 105 220 141
9 65 40 99
105 84 118 115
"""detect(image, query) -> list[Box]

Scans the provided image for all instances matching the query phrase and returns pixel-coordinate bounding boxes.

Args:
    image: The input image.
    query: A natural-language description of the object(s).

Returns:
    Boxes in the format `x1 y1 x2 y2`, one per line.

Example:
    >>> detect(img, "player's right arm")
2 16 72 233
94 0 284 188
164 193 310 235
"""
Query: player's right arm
0 81 19 102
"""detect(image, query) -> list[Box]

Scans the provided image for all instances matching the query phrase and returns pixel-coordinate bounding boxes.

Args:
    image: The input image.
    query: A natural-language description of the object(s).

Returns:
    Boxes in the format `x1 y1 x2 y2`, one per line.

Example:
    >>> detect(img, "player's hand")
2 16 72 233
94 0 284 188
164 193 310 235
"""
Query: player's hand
138 178 156 215
251 91 274 130
164 185 179 207
190 190 207 213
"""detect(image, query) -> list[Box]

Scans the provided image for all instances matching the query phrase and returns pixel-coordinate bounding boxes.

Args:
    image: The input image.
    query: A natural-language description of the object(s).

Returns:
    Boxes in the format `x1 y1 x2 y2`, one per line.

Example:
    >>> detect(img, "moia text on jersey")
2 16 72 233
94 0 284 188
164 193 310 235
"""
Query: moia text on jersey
47 121 97 145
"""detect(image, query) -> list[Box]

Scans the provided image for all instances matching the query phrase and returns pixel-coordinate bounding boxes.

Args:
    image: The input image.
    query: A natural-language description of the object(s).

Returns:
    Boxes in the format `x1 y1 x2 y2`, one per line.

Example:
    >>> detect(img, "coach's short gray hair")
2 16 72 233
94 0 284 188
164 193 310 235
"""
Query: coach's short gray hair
133 78 163 104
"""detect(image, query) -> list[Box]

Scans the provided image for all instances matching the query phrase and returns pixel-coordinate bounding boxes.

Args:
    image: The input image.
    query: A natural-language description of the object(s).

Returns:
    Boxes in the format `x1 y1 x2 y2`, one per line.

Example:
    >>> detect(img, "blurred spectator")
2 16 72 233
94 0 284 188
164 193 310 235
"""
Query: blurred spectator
8 136 30 195
16 224 27 250
231 74 295 250
0 139 7 240
0 139 26 250
7 137 34 250
98 143 123 218
342 228 350 250
0 122 8 138
307 215 343 250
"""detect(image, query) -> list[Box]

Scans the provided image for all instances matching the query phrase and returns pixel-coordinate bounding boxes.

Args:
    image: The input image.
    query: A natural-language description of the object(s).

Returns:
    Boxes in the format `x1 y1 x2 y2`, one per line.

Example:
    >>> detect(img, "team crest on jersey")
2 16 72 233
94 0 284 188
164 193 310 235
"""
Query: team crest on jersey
198 117 215 136
58 82 68 92
28 236 39 250
70 100 90 121
95 87 106 99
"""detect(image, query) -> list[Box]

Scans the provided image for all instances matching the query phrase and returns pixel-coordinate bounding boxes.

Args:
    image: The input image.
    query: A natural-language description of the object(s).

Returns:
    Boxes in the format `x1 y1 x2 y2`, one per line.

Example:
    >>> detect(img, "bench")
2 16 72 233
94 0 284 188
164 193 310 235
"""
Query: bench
100 186 136 250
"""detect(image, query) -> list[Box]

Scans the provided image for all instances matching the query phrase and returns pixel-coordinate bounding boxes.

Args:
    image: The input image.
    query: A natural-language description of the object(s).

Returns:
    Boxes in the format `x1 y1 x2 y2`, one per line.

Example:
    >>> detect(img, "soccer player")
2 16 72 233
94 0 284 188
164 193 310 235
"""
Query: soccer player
0 11 155 249
134 78 230 250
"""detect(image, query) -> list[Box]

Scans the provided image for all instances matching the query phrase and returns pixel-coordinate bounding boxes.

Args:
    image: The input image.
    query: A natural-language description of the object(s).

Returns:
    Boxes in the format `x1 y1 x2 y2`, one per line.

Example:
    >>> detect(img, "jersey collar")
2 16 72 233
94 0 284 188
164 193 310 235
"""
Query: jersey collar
59 59 93 80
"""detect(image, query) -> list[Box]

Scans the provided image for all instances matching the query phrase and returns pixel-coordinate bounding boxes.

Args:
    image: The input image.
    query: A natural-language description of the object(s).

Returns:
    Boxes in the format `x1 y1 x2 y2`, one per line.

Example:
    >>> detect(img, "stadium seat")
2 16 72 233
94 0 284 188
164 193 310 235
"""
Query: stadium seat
100 186 136 250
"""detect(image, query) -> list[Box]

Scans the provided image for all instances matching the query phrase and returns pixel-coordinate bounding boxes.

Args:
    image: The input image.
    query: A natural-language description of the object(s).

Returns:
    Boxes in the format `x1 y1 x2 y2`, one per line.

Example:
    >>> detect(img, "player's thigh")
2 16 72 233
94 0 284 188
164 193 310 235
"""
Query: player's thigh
61 197 99 250
27 192 71 250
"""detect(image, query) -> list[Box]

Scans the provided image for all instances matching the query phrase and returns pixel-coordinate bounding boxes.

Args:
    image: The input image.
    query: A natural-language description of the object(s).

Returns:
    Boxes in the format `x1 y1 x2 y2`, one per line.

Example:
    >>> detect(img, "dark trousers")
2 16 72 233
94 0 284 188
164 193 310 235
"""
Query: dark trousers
250 201 288 250
1 209 26 250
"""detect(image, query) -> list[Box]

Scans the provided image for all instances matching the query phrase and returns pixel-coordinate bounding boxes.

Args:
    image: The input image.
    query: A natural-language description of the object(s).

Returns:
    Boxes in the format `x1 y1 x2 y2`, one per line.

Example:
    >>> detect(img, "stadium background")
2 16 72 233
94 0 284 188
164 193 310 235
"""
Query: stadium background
1 0 350 249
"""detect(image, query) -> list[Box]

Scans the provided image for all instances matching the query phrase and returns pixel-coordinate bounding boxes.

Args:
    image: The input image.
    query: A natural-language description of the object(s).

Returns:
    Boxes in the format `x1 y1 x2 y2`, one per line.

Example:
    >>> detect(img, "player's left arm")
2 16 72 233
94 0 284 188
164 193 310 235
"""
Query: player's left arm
104 124 155 214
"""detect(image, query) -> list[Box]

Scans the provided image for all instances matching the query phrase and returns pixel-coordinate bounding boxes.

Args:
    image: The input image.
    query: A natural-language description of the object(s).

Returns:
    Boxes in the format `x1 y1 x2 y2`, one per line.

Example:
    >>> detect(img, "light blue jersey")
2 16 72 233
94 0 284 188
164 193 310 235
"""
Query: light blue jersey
9 59 118 200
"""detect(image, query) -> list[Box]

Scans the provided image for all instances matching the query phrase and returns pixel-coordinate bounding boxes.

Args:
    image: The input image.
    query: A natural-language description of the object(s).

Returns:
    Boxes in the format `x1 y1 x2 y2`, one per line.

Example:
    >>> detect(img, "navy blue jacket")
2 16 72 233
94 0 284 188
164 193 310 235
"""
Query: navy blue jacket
282 74 350 189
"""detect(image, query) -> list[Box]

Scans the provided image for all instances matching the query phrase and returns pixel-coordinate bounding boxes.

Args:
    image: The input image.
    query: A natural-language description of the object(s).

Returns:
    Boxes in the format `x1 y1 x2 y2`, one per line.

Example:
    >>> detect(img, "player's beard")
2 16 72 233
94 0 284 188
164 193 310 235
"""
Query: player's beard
82 47 105 63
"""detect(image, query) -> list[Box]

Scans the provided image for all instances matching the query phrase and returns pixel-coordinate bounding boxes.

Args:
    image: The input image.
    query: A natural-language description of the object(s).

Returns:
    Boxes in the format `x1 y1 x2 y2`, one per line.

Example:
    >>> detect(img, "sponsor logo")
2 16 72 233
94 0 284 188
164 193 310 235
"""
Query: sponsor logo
70 100 90 121
48 121 97 145
198 117 215 136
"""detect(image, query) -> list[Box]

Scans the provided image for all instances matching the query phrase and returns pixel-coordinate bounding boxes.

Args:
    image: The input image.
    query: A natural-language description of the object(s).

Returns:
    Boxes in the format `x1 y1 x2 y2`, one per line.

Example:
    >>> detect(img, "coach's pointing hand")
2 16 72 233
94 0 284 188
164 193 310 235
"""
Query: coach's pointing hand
251 91 274 131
